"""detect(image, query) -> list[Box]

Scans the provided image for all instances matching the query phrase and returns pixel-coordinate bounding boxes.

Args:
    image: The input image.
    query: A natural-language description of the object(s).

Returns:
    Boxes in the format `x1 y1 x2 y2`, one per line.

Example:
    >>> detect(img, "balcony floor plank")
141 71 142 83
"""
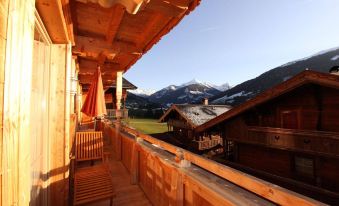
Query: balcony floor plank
82 139 152 206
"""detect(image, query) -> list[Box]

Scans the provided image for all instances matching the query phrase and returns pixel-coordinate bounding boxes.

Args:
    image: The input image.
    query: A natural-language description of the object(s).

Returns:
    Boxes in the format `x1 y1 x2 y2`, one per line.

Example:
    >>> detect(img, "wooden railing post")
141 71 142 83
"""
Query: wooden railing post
130 136 142 184
115 121 122 160
175 149 191 168
171 170 184 206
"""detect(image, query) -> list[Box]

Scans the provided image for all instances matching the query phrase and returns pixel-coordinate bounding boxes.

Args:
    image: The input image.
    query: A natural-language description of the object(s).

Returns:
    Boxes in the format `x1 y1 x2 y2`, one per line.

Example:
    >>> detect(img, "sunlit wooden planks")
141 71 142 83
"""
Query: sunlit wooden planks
106 4 125 44
75 131 104 162
74 164 115 205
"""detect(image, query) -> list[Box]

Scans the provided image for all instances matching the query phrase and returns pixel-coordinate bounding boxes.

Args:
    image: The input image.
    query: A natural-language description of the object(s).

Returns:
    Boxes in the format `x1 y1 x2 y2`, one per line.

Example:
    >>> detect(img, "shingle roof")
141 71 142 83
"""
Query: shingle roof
106 78 137 90
159 104 232 128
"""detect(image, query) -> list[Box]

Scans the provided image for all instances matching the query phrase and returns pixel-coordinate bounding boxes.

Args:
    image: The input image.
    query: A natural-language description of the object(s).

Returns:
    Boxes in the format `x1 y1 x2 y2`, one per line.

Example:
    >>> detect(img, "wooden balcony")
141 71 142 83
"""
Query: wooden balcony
192 136 222 150
244 126 339 157
88 120 326 206
106 109 129 119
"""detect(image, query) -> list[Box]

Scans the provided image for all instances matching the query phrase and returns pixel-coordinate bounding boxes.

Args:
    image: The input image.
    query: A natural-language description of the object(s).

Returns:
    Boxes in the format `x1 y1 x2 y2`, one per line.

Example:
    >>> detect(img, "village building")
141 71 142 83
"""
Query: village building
104 78 137 119
159 100 231 152
195 70 339 204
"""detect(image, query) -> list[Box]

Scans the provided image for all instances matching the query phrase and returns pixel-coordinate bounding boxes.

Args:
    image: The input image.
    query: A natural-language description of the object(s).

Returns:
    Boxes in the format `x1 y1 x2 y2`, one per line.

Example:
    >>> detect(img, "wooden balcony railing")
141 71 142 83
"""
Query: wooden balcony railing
100 120 325 206
106 109 128 119
192 136 222 150
245 126 339 157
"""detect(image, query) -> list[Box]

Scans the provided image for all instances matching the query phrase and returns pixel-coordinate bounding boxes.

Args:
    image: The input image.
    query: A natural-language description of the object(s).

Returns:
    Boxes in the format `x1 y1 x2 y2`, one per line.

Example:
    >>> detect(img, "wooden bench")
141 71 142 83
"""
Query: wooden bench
74 164 115 205
75 131 104 165
73 131 115 205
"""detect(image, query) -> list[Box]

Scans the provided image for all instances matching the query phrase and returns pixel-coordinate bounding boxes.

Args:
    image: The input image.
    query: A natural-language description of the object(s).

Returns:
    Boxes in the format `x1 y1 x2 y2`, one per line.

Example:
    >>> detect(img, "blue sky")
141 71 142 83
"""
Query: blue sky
125 0 339 90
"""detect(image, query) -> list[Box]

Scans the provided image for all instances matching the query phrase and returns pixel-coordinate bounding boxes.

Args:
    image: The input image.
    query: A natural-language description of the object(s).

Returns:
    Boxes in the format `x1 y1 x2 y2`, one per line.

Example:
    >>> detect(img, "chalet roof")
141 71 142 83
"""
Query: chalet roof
195 70 339 132
107 78 137 90
159 104 232 128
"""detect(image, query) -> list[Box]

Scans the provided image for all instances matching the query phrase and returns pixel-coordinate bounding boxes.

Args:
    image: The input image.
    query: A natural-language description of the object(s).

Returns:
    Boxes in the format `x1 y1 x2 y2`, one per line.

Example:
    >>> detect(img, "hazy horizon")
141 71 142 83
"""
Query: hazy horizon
125 0 339 90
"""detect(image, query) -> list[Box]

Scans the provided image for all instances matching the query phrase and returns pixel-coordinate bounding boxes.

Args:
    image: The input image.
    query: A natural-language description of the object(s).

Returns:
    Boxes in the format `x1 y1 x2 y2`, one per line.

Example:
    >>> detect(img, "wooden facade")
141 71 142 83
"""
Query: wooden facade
196 71 339 204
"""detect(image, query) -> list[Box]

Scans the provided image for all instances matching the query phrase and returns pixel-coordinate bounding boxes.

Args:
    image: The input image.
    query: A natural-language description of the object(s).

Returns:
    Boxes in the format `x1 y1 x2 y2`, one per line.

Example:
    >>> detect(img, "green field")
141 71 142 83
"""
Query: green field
124 118 168 134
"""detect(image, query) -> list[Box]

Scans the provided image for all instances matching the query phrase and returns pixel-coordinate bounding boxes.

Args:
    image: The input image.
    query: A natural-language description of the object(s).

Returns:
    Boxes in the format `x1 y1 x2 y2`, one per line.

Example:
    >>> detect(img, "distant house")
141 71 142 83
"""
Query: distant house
195 70 339 204
105 78 137 118
159 100 231 151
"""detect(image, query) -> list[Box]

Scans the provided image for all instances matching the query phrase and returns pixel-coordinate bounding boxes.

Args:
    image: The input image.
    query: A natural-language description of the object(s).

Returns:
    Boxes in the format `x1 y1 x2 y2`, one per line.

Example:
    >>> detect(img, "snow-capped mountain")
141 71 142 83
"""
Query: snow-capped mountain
145 79 231 107
128 79 231 107
210 46 339 106
128 88 156 97
149 84 221 107
214 83 231 92
179 78 216 89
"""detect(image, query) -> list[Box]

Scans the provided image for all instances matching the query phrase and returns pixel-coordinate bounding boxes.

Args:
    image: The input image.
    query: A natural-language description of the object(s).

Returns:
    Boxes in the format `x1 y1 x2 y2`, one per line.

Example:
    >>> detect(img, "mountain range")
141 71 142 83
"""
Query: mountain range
128 79 230 107
210 46 339 105
126 46 339 109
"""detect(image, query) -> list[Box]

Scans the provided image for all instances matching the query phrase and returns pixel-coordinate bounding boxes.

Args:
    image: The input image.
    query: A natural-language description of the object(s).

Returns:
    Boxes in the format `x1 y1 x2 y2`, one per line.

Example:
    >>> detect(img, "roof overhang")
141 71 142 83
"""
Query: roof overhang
71 0 200 89
159 104 197 128
36 0 201 90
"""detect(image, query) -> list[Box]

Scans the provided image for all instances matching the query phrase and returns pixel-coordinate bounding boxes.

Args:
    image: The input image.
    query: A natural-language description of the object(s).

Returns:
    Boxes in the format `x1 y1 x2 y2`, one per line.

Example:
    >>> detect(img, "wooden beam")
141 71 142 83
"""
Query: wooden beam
78 73 116 84
137 13 163 48
36 0 69 43
78 58 120 74
75 0 148 14
97 52 107 65
106 4 125 44
61 0 75 45
147 0 187 17
73 35 138 57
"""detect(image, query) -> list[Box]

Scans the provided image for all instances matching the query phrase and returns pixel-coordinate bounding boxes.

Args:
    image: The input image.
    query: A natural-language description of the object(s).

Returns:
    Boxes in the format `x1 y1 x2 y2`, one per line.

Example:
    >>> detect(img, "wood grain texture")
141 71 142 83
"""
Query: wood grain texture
0 1 7 205
2 1 35 205
74 164 115 205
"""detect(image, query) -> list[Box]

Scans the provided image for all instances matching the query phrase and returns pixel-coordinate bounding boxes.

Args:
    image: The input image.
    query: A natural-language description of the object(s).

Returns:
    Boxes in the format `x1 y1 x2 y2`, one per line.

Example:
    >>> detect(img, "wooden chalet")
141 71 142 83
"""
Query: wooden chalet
0 0 329 205
196 70 339 204
159 103 231 151
105 78 137 118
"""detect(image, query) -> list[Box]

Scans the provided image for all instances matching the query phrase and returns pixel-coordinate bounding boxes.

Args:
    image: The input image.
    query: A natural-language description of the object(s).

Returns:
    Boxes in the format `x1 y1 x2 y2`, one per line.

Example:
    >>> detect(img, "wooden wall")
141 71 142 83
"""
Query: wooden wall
243 84 339 132
2 1 35 205
223 84 339 204
48 44 69 206
0 3 72 205
237 144 292 177
0 0 8 205
321 87 339 132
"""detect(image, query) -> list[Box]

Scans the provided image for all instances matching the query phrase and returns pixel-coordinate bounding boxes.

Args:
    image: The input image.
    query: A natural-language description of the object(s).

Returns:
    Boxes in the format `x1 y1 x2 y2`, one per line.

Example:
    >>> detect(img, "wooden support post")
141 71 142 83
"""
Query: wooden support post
115 71 123 118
